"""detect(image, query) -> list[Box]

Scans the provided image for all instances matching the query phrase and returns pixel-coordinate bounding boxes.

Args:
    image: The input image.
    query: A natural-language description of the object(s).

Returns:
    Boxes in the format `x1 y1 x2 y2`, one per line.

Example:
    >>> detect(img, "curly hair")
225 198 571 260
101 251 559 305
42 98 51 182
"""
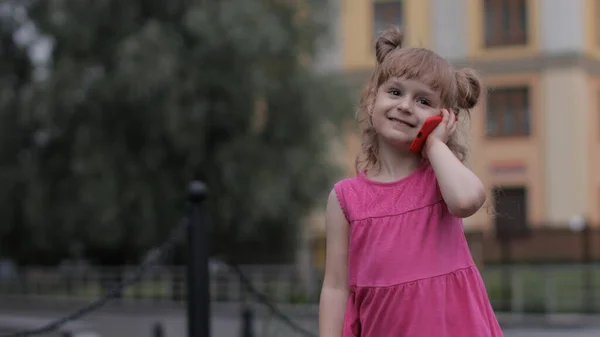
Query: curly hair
355 26 483 174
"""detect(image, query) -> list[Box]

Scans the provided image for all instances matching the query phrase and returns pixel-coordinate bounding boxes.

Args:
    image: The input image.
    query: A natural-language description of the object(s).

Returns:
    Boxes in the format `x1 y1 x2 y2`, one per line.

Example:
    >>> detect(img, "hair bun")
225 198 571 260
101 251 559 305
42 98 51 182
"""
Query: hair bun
455 68 482 110
375 26 404 64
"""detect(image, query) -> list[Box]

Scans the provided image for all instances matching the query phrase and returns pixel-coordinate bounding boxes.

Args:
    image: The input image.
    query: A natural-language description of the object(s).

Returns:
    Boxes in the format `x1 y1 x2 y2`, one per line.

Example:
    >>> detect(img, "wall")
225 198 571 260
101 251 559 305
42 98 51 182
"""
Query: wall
540 0 585 54
431 0 468 60
542 68 590 223
340 0 432 71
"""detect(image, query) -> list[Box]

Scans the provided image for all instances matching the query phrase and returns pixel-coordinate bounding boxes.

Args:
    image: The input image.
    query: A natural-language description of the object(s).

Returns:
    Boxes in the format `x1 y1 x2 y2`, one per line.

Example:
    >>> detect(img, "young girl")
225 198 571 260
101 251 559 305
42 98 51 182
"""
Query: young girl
319 27 503 337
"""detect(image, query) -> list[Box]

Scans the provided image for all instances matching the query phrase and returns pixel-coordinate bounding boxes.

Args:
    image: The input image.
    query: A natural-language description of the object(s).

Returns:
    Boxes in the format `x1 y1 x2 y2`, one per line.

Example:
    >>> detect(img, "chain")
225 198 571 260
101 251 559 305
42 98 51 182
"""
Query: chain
0 216 319 337
0 217 189 337
228 263 318 337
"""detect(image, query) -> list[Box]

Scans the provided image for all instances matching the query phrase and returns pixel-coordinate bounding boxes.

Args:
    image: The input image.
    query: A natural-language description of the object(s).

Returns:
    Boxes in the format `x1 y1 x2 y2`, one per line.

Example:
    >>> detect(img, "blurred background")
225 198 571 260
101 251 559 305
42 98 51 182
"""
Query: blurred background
0 0 599 336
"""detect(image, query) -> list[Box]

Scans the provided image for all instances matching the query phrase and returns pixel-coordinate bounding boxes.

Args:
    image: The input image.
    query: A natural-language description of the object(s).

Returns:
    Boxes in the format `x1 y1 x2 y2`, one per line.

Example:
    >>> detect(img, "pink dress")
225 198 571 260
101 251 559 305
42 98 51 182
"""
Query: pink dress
334 162 503 337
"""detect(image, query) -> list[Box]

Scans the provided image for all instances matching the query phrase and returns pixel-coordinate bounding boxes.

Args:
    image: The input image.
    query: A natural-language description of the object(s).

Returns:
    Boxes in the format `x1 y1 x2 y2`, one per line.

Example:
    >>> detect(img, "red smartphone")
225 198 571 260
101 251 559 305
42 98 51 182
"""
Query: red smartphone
409 113 458 153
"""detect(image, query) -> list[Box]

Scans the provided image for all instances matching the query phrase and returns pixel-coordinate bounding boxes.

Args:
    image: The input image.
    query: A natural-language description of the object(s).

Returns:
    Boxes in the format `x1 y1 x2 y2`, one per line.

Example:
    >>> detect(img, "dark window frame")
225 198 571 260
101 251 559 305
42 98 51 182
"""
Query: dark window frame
484 0 528 47
486 86 531 137
493 186 529 240
373 0 404 40
596 0 600 46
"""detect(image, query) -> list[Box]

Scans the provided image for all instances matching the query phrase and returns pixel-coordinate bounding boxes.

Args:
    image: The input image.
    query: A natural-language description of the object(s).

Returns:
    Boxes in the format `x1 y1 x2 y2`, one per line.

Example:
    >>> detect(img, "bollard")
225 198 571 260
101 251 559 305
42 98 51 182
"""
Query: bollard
581 222 594 313
240 306 255 337
187 181 210 337
153 322 164 337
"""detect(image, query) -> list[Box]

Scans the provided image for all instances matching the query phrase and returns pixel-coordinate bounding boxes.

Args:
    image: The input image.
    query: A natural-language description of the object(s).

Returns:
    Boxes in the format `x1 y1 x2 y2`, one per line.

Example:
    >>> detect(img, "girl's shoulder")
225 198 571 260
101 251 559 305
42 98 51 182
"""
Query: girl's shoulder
333 175 363 196
332 175 364 221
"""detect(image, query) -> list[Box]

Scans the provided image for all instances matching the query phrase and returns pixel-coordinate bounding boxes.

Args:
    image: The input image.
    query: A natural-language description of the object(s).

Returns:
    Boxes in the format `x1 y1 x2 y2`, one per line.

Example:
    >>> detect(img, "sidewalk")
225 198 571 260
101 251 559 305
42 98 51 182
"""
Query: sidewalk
497 312 600 327
0 314 97 337
1 311 600 337
0 296 599 337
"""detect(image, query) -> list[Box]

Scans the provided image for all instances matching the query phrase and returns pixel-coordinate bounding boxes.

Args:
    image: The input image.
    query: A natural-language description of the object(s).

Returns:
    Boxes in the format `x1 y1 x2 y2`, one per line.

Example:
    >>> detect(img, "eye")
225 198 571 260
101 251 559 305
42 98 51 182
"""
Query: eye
389 89 401 96
418 98 431 106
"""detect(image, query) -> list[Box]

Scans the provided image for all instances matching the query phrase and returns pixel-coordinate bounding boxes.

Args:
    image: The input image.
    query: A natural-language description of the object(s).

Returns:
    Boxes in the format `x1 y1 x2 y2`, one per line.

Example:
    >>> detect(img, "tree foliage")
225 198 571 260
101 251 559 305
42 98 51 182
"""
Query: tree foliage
0 0 352 265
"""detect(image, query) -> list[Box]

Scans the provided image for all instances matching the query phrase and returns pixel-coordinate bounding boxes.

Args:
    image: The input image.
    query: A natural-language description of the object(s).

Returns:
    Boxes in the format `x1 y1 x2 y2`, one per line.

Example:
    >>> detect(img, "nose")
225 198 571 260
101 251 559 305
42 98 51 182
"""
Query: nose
396 96 413 114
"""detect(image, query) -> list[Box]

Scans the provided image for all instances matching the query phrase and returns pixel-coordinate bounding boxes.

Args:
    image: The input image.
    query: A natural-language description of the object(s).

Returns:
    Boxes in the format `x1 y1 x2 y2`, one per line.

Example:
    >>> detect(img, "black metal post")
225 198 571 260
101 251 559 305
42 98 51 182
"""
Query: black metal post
240 306 255 337
582 222 593 313
187 181 210 337
153 322 164 337
500 238 512 312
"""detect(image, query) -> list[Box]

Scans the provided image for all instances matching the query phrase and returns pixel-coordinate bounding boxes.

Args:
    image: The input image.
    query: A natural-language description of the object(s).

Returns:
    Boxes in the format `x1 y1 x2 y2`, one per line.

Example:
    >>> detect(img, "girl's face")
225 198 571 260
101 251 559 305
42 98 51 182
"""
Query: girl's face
371 76 444 148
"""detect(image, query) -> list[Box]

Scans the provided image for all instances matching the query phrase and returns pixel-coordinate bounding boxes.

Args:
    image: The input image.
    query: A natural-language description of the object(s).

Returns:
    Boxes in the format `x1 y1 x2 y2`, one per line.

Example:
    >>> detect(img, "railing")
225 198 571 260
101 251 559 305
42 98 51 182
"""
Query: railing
0 264 320 305
1 263 599 314
481 264 600 314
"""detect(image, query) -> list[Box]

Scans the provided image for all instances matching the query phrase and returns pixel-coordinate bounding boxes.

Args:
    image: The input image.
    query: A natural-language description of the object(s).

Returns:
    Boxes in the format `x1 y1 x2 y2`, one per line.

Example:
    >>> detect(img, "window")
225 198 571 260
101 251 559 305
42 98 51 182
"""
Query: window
484 0 528 47
486 86 530 137
492 185 528 312
596 0 600 46
493 186 529 240
373 0 404 39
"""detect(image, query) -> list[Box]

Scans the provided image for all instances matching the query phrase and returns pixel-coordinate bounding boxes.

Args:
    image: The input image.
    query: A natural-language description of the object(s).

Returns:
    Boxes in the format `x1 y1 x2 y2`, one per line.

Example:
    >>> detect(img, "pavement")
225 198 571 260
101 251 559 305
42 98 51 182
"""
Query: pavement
503 327 600 337
2 313 600 337
0 297 599 336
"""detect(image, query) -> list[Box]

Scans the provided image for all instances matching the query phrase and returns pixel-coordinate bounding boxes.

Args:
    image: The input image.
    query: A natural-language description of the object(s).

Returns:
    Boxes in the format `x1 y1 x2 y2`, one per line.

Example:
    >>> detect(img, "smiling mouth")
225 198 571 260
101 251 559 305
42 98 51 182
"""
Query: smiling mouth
388 117 416 128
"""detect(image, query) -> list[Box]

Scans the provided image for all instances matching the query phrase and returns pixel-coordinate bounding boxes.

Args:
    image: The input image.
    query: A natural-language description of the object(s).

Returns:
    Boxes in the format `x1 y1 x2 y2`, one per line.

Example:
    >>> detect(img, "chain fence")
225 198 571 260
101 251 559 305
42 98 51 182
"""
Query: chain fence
0 213 319 337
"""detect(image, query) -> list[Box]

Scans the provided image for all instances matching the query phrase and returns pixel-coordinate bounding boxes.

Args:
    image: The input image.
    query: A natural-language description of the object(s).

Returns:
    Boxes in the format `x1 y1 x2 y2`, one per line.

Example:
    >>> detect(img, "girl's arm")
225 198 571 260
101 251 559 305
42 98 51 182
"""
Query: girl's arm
424 138 486 218
319 189 350 337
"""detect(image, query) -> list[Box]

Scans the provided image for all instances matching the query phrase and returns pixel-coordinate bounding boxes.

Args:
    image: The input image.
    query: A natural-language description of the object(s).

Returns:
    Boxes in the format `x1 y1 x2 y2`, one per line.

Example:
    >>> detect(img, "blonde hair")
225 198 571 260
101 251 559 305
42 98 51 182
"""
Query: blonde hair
356 27 482 173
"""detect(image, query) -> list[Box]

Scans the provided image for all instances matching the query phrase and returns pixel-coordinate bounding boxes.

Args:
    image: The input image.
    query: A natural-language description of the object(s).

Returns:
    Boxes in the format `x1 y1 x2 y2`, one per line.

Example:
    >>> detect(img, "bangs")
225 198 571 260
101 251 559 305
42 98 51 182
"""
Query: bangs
377 48 458 106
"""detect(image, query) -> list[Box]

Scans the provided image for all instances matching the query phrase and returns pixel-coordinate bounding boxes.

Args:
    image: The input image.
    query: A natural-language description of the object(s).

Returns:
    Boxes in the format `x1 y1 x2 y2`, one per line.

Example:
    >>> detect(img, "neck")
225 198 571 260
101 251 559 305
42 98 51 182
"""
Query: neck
372 138 423 181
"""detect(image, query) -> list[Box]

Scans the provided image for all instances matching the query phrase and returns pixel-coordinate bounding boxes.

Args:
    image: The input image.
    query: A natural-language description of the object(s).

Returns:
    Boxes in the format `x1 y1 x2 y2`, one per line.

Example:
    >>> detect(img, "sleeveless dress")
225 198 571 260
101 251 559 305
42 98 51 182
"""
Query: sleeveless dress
333 162 503 337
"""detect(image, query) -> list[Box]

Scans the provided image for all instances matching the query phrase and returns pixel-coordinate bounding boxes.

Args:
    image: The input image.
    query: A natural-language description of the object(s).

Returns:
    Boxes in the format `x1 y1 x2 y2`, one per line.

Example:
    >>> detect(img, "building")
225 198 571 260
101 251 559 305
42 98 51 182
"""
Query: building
312 0 600 266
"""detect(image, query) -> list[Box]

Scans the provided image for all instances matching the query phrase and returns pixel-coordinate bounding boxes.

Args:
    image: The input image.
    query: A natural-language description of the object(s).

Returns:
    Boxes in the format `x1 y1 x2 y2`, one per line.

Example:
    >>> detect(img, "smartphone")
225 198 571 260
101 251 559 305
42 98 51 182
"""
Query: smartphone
409 113 458 153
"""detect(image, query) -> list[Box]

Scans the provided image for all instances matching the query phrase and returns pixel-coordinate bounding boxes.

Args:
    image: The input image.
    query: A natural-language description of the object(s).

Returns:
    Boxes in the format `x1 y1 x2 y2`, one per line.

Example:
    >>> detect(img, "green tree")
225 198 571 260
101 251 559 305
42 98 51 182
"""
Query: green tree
0 0 352 265
0 4 40 263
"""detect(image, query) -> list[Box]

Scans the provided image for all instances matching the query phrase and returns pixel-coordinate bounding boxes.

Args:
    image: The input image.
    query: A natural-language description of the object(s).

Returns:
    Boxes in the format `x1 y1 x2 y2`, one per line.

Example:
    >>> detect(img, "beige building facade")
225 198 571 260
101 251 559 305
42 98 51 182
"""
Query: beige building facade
311 0 600 266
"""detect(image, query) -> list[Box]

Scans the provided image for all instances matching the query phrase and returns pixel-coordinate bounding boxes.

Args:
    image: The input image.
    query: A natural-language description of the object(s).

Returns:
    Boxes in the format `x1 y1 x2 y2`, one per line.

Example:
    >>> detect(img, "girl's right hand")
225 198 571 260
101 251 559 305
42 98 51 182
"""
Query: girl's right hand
428 109 457 145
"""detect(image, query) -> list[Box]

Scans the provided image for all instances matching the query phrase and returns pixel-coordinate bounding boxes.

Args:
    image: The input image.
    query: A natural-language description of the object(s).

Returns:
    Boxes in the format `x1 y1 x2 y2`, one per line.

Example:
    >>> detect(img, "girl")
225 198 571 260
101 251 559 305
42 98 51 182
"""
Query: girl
319 27 503 337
